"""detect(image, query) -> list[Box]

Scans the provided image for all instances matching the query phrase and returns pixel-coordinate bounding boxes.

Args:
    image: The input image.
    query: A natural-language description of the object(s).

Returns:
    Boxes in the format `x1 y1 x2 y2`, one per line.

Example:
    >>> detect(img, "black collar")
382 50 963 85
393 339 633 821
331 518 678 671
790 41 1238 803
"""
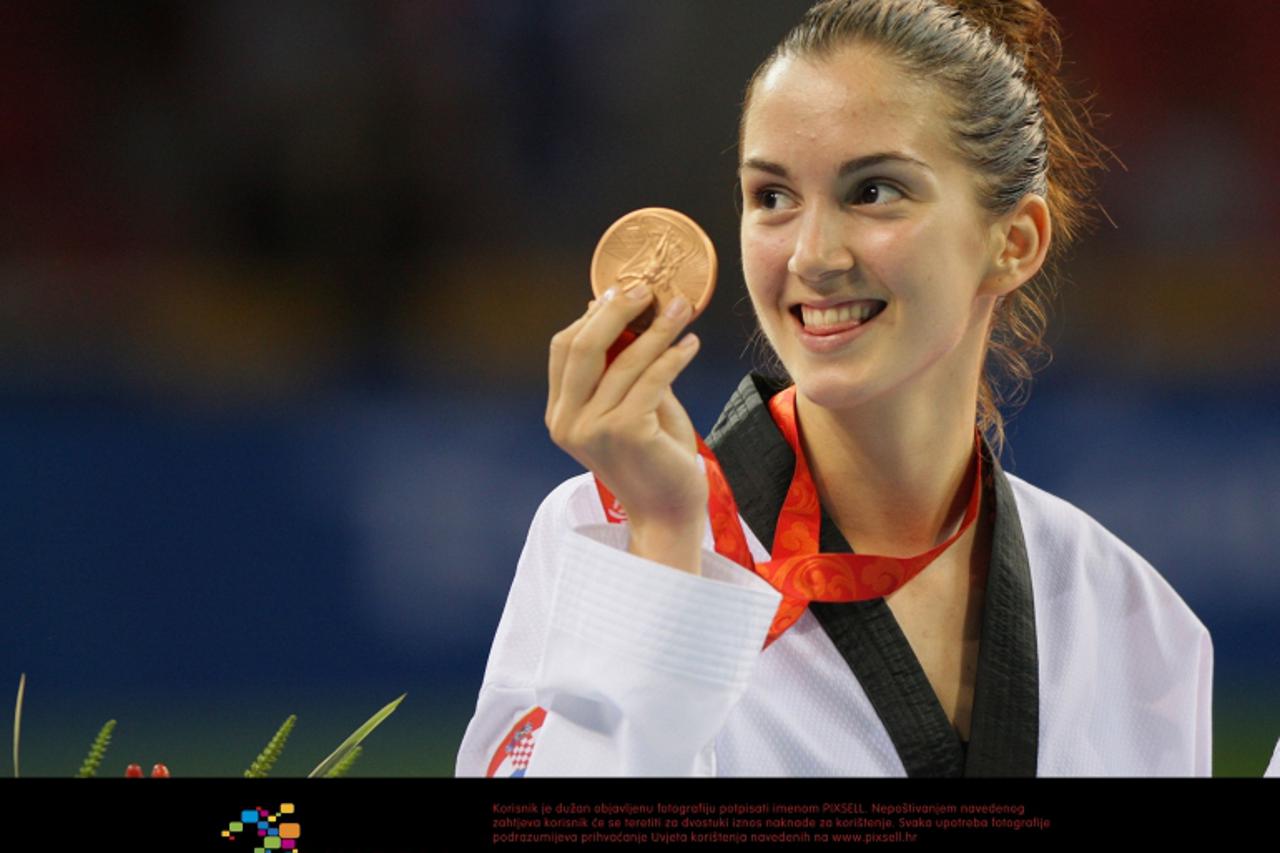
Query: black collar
706 373 1039 777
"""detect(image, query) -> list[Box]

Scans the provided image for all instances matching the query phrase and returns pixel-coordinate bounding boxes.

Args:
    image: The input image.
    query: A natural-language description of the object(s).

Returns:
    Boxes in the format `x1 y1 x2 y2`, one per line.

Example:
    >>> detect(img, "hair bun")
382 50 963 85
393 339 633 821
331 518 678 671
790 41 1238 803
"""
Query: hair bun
946 0 1060 86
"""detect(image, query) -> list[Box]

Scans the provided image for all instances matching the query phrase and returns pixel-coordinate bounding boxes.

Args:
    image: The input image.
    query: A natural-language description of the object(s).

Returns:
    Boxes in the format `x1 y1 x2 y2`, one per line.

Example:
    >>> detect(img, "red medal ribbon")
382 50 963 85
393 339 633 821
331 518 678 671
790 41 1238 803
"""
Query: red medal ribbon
593 334 982 647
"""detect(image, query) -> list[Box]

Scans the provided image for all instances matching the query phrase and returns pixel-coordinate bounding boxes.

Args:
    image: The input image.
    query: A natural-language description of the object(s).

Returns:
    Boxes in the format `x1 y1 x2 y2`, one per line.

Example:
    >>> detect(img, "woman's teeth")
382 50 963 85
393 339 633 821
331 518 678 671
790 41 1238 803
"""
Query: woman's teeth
800 302 881 329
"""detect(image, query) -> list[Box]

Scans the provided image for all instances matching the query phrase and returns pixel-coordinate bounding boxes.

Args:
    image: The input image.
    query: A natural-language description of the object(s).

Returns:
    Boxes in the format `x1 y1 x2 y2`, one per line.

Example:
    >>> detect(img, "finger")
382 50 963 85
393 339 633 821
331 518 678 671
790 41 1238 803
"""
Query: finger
557 283 655 417
588 293 694 417
546 299 601 424
615 332 700 420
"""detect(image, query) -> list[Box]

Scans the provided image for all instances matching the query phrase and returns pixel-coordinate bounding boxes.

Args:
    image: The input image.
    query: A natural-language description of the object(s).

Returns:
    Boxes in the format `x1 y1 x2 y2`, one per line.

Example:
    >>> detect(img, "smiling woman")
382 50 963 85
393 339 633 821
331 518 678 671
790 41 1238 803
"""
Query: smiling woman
457 0 1214 778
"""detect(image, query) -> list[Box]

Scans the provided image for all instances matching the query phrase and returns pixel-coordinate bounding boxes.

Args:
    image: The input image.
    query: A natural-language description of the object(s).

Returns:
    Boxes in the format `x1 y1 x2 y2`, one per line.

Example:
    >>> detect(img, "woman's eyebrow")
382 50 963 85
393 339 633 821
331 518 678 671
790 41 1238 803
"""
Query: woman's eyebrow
839 152 933 176
739 152 933 177
739 157 790 177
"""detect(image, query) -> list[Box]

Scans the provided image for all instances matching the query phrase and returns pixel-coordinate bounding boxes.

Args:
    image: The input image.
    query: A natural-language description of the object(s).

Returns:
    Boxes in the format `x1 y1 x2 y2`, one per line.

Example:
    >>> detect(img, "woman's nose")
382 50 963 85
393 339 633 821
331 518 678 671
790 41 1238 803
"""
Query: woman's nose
787 206 854 283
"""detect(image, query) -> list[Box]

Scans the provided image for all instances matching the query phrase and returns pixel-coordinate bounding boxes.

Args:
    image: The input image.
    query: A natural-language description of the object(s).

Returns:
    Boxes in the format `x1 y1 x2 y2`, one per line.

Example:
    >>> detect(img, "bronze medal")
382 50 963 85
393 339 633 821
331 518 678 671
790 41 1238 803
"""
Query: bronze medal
590 207 717 333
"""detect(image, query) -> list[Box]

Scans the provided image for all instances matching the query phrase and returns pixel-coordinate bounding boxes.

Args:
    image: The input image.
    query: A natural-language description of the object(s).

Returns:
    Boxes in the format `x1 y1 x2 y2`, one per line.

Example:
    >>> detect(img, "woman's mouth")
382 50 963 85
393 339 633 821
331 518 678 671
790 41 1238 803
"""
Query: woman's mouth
793 300 887 335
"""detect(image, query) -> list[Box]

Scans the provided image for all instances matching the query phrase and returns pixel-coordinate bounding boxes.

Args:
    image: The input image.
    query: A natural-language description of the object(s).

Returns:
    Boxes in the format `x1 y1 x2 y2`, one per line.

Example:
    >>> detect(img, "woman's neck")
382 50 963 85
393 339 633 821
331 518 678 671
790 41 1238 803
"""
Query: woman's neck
794 381 980 557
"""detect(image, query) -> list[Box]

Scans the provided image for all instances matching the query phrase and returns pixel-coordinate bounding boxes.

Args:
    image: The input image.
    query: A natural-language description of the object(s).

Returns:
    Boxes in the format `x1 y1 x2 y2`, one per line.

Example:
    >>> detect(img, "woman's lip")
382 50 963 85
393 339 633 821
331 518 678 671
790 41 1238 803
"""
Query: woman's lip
791 303 879 352
804 318 865 336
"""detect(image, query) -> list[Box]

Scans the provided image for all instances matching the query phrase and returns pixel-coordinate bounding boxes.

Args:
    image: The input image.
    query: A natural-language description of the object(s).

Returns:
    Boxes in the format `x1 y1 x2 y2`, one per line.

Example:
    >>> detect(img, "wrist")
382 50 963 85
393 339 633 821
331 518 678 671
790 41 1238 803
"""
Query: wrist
626 513 706 575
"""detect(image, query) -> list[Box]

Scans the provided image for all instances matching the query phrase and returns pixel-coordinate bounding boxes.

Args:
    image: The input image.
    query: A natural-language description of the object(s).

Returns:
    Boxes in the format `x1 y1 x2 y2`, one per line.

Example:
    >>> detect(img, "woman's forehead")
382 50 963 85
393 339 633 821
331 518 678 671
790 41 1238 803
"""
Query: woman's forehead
742 46 949 170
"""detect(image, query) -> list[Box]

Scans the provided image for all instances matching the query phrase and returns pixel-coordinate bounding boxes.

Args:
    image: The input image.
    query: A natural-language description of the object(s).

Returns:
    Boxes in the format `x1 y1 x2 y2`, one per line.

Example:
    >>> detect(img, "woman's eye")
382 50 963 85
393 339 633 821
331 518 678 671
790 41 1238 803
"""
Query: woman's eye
754 188 793 211
851 181 904 205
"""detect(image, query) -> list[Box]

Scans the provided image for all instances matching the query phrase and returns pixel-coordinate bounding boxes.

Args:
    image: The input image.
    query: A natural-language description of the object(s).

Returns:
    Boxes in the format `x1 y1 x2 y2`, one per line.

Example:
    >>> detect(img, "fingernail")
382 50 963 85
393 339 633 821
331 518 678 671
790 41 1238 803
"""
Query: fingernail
624 282 649 300
665 295 690 318
678 332 699 349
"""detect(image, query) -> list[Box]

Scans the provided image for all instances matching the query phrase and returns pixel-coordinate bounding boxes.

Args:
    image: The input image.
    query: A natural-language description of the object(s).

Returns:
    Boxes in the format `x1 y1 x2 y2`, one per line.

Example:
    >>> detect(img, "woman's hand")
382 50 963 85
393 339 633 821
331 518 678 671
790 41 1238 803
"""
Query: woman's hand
546 282 707 573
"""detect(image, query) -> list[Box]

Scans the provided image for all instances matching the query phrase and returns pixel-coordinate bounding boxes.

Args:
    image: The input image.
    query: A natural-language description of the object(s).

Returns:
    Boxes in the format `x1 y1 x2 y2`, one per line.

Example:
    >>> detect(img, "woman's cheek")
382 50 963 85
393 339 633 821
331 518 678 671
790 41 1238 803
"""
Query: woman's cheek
774 236 796 273
860 219 913 262
855 221 922 297
746 230 793 278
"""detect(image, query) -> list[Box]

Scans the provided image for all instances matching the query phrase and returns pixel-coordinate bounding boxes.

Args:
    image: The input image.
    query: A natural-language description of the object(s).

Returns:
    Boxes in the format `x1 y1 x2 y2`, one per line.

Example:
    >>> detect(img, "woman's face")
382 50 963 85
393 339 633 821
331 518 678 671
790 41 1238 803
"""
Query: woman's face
739 44 1006 415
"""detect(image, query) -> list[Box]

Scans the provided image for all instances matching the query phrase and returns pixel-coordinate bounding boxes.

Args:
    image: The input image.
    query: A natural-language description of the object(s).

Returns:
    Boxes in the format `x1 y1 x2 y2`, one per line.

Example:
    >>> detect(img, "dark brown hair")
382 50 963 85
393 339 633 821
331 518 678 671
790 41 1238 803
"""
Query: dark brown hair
740 0 1112 454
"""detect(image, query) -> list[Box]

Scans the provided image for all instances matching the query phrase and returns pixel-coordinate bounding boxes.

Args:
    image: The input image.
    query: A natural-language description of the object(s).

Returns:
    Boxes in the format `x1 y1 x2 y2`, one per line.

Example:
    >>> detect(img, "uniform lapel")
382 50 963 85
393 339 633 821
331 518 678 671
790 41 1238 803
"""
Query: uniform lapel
964 446 1039 776
705 373 1039 777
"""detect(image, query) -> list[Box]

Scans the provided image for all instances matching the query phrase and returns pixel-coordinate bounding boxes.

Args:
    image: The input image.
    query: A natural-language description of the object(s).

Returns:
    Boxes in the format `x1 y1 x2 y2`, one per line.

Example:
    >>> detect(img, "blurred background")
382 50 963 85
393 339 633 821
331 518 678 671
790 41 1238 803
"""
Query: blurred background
2 0 1276 777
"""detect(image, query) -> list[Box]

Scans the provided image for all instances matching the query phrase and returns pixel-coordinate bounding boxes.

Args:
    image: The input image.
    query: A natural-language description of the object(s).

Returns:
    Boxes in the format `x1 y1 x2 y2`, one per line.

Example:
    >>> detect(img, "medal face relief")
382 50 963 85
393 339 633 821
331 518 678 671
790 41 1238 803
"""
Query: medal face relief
591 207 717 333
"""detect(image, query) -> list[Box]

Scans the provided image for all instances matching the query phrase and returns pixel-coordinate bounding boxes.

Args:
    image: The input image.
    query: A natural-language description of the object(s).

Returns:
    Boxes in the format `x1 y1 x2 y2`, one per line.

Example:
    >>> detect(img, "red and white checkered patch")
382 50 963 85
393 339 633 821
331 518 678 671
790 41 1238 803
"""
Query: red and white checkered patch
486 706 547 777
509 728 536 769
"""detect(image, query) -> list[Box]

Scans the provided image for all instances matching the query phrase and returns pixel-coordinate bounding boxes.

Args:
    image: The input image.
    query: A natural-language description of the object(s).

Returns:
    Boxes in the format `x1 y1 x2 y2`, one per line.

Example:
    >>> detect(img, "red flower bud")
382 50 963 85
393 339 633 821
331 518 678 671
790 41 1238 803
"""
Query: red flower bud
151 763 170 778
125 763 143 778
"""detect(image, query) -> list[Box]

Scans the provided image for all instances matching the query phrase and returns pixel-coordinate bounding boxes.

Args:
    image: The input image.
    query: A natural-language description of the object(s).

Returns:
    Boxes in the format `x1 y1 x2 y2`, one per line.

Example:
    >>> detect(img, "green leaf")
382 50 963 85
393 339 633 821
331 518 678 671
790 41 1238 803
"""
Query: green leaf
76 720 117 778
308 693 405 779
12 673 24 779
244 714 297 778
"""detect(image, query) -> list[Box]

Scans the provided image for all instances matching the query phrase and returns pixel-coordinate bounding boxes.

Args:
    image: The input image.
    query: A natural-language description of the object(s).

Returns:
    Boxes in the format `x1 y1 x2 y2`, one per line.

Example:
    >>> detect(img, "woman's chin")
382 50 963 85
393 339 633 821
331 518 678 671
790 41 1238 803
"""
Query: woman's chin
791 371 882 414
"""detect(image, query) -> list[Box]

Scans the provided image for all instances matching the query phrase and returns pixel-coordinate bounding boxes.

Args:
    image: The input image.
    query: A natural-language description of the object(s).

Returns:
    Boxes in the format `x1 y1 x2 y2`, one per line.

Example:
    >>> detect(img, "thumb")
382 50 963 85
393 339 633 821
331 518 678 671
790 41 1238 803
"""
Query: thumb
655 388 697 455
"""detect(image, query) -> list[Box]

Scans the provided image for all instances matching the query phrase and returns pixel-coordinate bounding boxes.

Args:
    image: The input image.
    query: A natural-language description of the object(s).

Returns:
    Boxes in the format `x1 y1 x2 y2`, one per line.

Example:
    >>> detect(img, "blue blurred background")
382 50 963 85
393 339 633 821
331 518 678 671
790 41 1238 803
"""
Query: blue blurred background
2 0 1276 776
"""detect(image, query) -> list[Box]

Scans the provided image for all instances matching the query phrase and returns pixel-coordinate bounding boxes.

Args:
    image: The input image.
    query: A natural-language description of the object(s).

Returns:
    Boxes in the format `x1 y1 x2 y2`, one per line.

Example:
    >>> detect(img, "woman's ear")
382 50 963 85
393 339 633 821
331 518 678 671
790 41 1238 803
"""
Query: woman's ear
981 193 1051 297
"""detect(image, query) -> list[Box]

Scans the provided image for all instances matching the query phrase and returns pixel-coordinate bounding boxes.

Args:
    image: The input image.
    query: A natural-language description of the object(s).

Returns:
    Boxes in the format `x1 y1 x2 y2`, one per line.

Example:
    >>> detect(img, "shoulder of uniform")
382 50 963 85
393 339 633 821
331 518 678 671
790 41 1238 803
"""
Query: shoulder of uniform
1004 472 1210 642
1002 471 1125 551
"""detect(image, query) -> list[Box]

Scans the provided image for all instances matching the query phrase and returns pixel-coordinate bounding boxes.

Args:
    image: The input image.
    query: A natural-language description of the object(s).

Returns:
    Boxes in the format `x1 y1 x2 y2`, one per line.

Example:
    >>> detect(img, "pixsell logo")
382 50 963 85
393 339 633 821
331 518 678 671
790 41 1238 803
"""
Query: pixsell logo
220 803 301 851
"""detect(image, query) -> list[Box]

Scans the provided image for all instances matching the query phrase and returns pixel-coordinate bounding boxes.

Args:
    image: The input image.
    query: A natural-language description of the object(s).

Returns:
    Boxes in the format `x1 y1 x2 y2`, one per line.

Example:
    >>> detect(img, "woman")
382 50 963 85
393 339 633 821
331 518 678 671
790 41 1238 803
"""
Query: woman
457 0 1212 777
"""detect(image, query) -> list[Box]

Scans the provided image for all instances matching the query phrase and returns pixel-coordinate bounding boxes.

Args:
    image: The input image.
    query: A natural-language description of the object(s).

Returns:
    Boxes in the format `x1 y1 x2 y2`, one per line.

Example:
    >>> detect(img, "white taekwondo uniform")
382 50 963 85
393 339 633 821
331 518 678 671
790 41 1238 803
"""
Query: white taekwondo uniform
457 374 1215 777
